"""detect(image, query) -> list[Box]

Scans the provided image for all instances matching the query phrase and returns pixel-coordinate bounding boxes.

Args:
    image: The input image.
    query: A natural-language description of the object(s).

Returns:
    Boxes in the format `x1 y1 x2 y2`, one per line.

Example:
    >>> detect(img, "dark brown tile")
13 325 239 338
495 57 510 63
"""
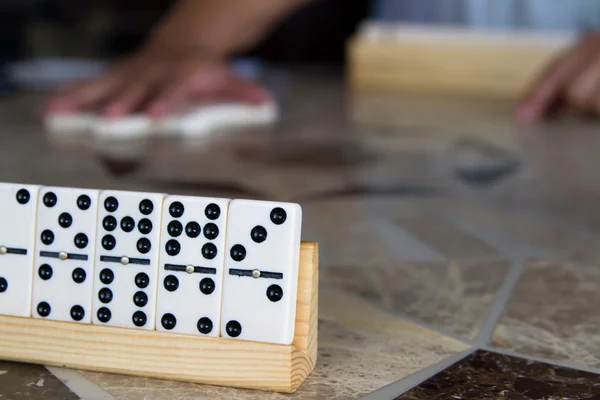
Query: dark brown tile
492 260 600 368
0 361 79 400
398 350 600 400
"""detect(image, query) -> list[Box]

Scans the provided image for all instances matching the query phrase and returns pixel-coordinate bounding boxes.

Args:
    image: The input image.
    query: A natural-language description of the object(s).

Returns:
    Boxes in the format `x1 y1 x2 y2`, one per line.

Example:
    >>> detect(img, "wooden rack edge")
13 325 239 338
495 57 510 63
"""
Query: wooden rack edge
346 27 573 98
0 241 319 394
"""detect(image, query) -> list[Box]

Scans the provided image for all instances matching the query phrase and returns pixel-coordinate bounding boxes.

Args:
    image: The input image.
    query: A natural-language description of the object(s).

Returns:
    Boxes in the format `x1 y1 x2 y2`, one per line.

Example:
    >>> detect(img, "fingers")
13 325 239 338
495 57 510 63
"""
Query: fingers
42 55 147 116
517 33 600 122
146 65 272 117
517 50 588 122
564 55 600 114
100 65 166 117
44 54 272 119
43 69 127 115
219 74 273 104
144 72 195 117
588 75 600 116
44 79 108 113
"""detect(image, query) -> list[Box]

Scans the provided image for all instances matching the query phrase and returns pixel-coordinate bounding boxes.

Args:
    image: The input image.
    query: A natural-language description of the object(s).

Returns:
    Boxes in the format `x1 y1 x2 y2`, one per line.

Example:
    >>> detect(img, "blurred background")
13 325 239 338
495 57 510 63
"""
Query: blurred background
1 2 600 399
0 0 594 91
0 0 362 91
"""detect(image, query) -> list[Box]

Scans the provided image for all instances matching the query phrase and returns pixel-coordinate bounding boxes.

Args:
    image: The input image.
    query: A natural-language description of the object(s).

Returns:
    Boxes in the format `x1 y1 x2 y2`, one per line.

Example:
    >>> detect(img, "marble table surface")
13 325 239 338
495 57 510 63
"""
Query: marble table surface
1 67 600 399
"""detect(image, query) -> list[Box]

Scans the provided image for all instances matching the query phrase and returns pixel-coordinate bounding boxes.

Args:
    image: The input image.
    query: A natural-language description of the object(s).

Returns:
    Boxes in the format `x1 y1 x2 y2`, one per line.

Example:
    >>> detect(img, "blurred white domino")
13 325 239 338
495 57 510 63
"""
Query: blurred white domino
177 101 278 137
91 115 154 140
91 114 182 140
44 112 96 135
46 101 278 140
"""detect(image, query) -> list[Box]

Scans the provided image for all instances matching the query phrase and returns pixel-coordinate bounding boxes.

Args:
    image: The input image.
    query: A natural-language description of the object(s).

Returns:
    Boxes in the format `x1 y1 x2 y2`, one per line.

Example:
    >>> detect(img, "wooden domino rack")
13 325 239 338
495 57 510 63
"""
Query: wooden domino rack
348 22 576 98
0 241 318 393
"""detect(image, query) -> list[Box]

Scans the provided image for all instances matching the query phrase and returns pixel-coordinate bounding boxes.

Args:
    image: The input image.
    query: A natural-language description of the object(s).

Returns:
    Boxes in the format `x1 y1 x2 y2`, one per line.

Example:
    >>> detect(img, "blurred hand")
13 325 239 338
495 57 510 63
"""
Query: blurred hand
43 51 272 118
516 32 600 123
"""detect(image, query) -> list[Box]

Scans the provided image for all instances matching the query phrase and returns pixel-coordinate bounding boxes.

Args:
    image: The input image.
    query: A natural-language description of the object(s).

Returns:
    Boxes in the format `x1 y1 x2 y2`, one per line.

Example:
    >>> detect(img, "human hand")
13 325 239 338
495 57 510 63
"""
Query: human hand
516 32 600 123
43 50 272 118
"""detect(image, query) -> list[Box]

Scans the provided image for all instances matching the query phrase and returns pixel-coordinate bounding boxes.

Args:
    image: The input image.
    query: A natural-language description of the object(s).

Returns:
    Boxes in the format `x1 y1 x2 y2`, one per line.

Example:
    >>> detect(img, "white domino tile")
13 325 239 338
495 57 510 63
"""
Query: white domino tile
92 190 165 330
31 187 100 323
0 183 40 317
220 199 302 344
156 195 230 336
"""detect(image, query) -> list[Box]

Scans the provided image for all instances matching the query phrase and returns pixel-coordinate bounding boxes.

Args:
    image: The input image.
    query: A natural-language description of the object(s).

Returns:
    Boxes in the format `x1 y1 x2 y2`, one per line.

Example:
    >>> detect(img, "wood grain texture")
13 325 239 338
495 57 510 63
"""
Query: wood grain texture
0 241 318 393
292 243 319 389
348 23 575 98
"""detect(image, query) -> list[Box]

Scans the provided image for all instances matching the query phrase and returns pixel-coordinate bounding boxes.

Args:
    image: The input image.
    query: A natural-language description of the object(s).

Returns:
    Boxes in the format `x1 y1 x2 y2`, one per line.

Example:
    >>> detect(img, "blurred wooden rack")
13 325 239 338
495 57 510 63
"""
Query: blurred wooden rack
348 22 576 98
0 242 319 394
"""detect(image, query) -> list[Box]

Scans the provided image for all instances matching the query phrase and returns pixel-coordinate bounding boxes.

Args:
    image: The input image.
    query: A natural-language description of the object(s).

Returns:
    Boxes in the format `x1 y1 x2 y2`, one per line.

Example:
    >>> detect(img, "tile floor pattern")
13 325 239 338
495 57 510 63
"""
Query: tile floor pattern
492 260 600 369
3 76 600 399
397 350 600 400
320 261 510 340
0 361 79 400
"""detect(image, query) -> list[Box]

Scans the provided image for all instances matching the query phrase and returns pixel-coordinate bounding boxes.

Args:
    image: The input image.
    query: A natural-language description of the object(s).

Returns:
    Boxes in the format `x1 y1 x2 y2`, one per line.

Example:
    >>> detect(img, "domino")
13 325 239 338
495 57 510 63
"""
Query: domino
44 112 96 135
0 183 40 317
220 199 302 345
44 101 278 139
31 187 100 323
91 190 166 330
91 115 154 140
176 101 279 137
155 195 230 336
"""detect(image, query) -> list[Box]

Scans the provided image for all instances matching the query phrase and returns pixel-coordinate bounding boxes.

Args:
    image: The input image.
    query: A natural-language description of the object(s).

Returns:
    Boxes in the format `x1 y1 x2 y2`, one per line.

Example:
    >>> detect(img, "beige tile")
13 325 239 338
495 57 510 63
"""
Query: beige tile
392 216 500 259
322 261 509 340
368 197 444 219
492 260 600 368
443 199 590 253
240 163 355 202
355 151 442 188
303 200 395 267
139 127 362 202
81 288 469 400
307 288 469 397
367 197 502 259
